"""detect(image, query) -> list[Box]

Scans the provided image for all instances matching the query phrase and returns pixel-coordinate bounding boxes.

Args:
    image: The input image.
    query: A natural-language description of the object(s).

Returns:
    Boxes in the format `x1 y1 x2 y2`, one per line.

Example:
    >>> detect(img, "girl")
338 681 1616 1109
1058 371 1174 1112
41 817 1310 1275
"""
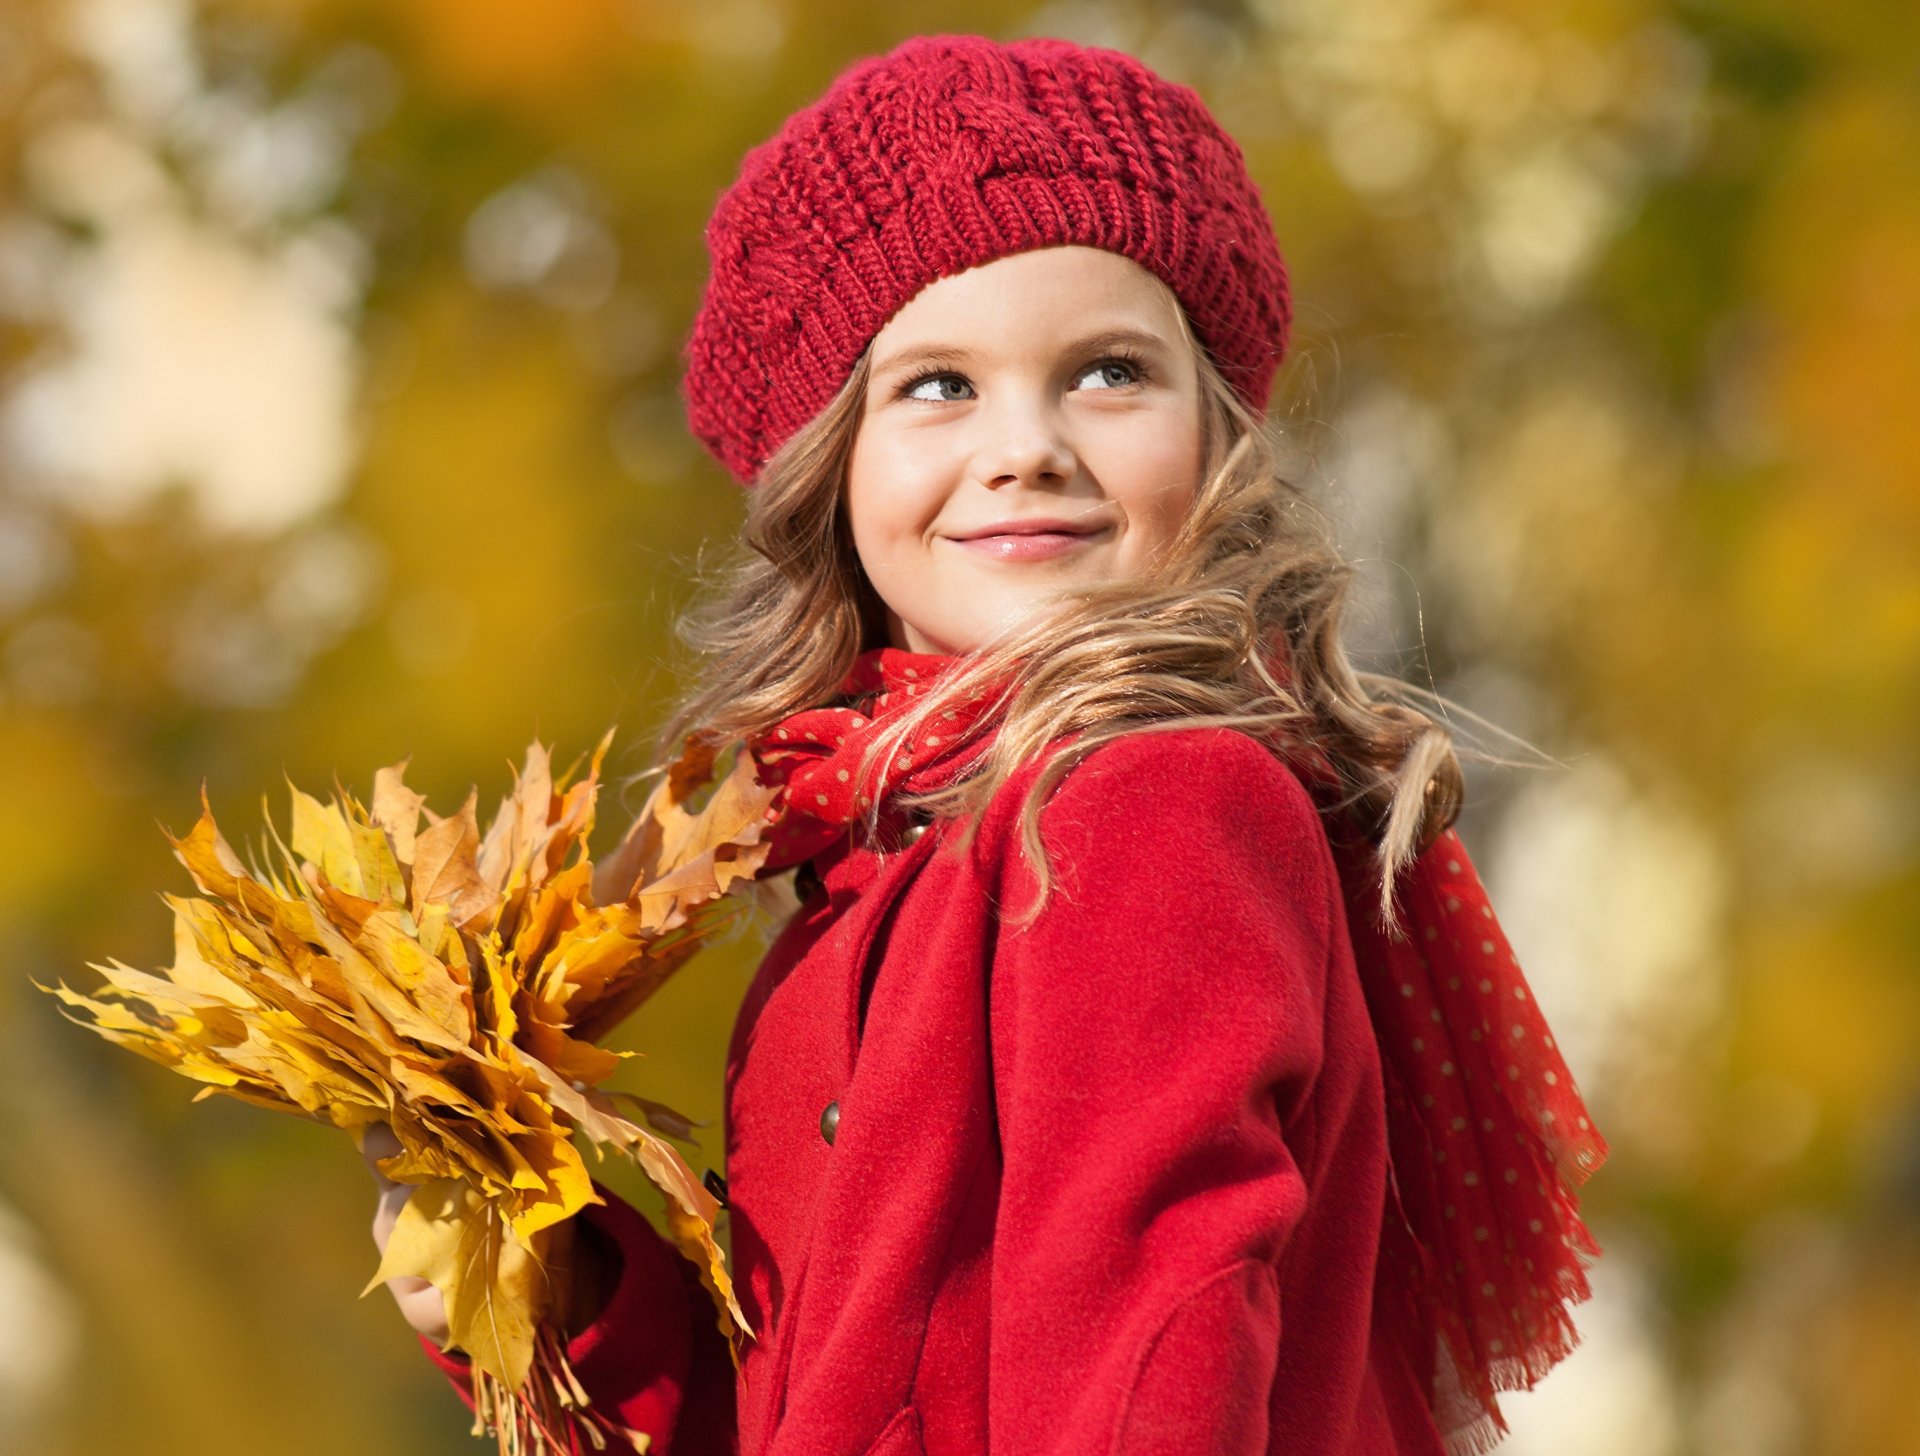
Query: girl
364 32 1608 1456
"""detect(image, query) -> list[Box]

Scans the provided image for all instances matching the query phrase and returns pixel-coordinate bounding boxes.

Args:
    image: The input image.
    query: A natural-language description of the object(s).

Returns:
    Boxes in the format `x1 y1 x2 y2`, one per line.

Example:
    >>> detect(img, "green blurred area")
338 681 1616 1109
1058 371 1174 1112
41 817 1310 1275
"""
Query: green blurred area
0 1 1915 1453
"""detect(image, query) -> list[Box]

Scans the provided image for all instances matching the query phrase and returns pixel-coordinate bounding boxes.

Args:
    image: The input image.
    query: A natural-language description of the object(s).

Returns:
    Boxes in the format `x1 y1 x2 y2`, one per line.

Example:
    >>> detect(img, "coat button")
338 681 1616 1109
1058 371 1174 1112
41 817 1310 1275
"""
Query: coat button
820 1100 840 1146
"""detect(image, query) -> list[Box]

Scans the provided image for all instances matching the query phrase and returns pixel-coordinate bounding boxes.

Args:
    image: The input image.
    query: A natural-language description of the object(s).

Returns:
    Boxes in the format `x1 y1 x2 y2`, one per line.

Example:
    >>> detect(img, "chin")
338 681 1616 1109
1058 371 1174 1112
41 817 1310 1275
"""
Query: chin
892 590 1083 657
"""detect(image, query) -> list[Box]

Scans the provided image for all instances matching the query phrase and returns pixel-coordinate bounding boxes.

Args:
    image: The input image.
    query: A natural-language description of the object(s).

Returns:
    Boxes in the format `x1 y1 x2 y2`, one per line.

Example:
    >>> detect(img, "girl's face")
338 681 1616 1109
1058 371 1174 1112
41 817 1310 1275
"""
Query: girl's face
845 245 1205 655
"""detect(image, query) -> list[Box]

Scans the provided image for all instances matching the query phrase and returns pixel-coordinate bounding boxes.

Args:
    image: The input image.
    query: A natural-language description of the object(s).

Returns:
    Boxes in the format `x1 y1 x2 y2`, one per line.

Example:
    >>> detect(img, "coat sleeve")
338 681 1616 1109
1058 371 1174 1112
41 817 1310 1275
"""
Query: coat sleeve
415 1178 737 1456
985 728 1337 1456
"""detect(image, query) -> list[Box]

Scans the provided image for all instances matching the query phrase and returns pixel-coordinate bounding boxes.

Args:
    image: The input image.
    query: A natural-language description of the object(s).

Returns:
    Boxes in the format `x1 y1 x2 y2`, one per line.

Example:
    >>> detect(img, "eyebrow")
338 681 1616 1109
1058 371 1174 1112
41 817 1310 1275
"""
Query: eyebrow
872 325 1176 377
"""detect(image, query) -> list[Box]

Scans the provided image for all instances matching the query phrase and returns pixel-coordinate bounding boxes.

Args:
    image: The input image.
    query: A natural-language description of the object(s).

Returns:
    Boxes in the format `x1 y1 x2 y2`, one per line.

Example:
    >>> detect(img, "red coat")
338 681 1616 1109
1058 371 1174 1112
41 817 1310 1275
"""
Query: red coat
421 726 1451 1454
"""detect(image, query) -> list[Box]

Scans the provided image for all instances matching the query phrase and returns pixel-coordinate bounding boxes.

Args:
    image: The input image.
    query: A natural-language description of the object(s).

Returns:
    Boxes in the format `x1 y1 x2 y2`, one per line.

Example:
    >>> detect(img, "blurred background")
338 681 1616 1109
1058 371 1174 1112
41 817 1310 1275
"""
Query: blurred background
0 0 1914 1452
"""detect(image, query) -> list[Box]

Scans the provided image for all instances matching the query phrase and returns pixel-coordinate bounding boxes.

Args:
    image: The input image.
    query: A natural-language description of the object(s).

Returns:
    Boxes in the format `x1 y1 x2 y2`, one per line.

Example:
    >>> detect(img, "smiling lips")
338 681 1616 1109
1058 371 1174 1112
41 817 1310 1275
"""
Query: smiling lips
947 517 1108 562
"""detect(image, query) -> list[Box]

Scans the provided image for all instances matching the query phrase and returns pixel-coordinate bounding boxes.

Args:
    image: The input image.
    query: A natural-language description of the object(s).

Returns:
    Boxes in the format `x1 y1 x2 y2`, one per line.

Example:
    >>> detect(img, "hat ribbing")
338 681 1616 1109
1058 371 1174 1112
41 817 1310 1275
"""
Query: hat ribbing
681 32 1294 486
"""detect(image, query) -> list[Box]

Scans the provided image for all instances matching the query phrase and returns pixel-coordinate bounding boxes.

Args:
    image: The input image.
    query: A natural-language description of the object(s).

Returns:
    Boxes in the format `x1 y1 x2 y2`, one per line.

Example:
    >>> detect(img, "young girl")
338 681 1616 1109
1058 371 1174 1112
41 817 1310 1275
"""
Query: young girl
364 32 1607 1456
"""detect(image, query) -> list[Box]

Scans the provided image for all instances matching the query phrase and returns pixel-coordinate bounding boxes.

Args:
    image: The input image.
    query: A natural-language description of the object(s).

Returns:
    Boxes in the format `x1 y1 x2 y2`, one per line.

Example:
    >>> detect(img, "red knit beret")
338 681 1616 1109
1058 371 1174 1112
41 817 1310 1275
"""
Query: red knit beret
681 32 1294 487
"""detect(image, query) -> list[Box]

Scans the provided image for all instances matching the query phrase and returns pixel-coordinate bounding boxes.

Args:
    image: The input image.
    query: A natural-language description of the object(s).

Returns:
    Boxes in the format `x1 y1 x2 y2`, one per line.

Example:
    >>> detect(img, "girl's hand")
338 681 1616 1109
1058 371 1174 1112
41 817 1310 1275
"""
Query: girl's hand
360 1120 452 1346
360 1121 616 1351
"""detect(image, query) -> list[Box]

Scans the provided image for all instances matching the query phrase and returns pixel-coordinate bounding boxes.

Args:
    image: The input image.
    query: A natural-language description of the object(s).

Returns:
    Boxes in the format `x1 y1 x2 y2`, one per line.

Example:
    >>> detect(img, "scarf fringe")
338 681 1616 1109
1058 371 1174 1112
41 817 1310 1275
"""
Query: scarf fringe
1422 1202 1604 1454
1442 1411 1513 1456
1436 1320 1592 1456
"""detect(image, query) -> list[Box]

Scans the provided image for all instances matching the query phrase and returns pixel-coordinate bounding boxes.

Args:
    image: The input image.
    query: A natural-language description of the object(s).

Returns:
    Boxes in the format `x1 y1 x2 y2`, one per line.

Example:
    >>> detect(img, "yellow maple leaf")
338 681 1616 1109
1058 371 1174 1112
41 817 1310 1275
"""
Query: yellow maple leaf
361 1175 551 1392
38 728 783 1440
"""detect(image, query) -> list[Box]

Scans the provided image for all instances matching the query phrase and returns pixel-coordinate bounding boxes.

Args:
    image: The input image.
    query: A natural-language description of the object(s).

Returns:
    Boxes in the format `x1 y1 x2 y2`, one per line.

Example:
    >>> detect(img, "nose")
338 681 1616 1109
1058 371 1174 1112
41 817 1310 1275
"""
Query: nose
970 398 1077 490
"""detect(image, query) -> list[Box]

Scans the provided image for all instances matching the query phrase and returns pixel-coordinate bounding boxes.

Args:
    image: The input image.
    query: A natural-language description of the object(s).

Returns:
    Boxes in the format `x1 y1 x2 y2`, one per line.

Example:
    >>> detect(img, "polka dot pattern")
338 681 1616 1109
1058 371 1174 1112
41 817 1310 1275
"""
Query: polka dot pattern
1317 814 1612 1435
745 647 1004 872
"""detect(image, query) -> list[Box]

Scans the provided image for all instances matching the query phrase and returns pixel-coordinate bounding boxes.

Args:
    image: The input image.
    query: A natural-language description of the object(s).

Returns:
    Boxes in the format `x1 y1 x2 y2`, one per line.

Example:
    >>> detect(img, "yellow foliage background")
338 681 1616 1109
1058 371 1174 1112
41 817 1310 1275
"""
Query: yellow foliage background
0 1 1914 1453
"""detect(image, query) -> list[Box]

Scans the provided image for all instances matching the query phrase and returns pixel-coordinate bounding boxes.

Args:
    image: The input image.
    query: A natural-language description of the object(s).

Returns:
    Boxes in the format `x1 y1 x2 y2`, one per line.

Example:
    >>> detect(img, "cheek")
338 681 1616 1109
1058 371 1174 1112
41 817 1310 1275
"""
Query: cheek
1108 418 1204 562
846 430 940 571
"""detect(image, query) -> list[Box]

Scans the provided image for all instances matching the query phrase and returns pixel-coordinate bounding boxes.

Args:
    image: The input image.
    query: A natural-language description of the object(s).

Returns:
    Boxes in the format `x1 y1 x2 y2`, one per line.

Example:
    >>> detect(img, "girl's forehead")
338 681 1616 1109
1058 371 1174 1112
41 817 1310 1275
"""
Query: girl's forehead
871 246 1186 351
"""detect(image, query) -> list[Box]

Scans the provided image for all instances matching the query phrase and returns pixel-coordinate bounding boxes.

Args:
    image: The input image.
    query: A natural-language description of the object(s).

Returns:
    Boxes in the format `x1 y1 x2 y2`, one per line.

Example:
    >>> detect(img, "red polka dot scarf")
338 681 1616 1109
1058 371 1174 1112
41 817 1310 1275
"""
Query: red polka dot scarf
747 646 1008 872
1315 810 1609 1453
745 646 1609 1454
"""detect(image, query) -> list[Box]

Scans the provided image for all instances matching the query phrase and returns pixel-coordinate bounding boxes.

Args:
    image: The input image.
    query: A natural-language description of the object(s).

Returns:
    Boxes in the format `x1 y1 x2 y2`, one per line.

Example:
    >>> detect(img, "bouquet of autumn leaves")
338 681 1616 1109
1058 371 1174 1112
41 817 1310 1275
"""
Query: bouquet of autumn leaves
38 730 779 1455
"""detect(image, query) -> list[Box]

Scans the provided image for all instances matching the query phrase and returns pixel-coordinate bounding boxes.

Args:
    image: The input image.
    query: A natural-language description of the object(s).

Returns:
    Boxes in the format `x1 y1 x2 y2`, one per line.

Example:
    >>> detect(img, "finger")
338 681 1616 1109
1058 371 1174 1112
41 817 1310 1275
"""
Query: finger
373 1189 416 1255
373 1183 407 1236
360 1122 405 1186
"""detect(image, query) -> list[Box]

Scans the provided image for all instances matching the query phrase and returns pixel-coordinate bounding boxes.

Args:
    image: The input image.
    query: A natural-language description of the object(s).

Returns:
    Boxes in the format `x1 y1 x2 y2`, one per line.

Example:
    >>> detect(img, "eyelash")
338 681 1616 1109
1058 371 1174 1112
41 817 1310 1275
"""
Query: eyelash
893 347 1152 402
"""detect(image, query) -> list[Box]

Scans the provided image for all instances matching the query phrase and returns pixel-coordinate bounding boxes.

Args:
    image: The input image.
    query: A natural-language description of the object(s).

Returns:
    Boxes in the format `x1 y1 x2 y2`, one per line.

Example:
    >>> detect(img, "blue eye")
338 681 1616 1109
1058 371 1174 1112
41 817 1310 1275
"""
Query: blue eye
1074 356 1144 390
895 352 1148 402
903 373 973 402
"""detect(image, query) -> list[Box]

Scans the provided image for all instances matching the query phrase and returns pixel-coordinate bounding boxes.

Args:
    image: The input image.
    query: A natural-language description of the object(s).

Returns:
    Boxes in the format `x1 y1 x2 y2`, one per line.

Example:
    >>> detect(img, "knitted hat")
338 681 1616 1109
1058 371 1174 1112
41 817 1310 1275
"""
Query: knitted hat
681 33 1294 486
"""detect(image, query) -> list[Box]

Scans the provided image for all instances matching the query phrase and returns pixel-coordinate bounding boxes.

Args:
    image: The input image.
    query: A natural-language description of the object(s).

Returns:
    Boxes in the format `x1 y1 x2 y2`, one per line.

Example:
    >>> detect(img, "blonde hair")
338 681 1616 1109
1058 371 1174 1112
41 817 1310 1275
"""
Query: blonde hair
653 297 1535 932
